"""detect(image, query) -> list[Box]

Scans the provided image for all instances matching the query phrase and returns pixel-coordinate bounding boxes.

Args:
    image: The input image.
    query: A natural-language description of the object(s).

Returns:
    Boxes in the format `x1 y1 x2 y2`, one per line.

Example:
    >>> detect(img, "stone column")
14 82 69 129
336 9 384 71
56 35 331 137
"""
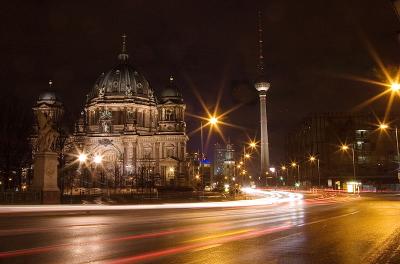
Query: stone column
155 142 160 173
123 142 128 175
132 142 137 173
32 152 60 204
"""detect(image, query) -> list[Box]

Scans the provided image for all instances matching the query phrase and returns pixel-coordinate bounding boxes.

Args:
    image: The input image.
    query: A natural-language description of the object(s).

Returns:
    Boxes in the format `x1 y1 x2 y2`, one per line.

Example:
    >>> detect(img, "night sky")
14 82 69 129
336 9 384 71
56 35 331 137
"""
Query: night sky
1 0 400 164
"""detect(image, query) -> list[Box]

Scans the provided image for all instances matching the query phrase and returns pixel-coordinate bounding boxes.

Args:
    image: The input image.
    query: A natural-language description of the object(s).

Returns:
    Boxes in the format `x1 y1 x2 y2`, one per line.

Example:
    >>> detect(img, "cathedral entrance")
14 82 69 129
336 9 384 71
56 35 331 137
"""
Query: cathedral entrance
91 148 122 195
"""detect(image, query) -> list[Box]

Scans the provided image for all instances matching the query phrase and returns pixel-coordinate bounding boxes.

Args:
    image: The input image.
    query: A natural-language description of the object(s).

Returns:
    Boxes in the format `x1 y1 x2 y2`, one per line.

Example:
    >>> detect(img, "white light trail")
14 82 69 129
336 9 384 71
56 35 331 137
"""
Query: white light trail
0 189 303 214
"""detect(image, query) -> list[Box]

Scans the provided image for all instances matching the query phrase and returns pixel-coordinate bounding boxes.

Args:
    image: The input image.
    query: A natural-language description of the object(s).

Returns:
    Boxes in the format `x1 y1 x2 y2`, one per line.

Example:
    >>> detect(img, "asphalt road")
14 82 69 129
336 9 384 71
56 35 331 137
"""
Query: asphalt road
0 193 399 264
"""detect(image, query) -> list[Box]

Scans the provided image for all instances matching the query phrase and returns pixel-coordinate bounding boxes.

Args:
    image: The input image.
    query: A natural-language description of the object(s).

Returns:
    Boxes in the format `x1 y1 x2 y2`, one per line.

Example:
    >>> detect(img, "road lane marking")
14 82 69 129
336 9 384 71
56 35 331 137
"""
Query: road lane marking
185 229 254 243
296 210 360 227
190 243 222 252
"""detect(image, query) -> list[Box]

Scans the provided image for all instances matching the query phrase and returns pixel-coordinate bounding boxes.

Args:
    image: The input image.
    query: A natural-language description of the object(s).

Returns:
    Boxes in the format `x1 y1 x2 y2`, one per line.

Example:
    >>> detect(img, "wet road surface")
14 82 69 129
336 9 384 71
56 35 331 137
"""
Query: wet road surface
0 193 399 264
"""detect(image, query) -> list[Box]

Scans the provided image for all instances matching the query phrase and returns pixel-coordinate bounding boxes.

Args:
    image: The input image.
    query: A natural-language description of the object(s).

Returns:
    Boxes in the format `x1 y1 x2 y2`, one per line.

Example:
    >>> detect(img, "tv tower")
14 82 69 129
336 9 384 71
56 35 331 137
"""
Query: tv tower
254 11 271 183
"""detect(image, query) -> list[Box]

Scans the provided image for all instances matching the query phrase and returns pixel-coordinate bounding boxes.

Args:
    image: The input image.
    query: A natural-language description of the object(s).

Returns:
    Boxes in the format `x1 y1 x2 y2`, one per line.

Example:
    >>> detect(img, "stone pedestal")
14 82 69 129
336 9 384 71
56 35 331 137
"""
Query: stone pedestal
33 152 60 204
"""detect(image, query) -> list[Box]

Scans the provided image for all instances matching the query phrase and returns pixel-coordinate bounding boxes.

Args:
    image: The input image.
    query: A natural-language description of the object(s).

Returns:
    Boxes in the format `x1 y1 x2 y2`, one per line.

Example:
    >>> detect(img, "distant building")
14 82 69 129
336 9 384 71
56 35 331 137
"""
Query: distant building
186 152 211 188
213 141 236 186
285 112 399 188
213 143 225 177
202 159 212 186
186 152 201 186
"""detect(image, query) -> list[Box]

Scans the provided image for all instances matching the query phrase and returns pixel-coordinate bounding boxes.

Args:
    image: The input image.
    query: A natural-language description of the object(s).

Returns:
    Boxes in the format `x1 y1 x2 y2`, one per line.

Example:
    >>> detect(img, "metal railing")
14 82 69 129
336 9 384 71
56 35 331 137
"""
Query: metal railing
0 191 42 204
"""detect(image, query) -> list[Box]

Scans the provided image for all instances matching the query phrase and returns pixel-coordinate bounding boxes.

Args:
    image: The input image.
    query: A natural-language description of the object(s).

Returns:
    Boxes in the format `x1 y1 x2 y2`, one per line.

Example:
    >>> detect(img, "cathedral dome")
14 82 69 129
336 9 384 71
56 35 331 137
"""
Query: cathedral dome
37 81 63 106
38 92 57 102
160 76 183 104
87 36 155 103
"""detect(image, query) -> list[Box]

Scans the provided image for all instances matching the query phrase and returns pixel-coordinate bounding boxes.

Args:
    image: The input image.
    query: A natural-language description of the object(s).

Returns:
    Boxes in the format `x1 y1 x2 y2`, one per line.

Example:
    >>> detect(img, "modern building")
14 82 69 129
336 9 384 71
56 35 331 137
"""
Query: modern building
212 141 236 187
31 36 188 192
186 152 212 189
213 142 226 177
285 112 399 188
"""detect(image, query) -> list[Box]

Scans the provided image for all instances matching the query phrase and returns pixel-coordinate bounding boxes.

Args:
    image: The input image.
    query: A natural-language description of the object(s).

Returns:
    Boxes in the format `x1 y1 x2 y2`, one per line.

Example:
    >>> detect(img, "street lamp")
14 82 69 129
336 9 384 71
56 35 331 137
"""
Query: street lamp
280 165 288 185
391 82 400 91
78 153 87 163
340 144 356 180
291 162 300 186
379 123 389 130
378 123 400 183
199 115 220 189
249 141 257 149
93 154 102 164
208 116 219 125
309 155 321 187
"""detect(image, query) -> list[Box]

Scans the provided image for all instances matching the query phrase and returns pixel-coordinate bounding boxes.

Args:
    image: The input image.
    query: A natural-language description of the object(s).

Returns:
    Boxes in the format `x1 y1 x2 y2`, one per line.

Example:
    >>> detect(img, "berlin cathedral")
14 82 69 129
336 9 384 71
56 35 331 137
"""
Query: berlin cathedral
32 36 188 191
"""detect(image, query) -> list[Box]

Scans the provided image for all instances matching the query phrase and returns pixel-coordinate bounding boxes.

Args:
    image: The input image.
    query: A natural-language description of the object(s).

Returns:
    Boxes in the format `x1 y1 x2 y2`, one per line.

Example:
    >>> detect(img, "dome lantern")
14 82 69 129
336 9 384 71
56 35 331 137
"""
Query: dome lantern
160 75 183 104
87 35 155 104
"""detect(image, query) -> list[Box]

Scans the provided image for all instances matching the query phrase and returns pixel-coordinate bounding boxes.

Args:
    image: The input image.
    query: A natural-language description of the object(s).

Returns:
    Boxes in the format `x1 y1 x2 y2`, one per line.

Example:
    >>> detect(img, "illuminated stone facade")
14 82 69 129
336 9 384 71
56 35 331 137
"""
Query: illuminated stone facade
63 38 188 187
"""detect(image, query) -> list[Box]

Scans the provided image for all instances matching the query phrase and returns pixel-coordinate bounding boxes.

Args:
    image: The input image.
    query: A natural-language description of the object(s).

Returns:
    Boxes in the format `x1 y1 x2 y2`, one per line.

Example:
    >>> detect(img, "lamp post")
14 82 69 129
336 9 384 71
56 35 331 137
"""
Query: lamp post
378 123 400 183
269 167 276 186
340 144 356 181
309 155 321 187
243 141 257 186
200 120 204 190
199 115 219 190
291 162 300 186
281 165 288 185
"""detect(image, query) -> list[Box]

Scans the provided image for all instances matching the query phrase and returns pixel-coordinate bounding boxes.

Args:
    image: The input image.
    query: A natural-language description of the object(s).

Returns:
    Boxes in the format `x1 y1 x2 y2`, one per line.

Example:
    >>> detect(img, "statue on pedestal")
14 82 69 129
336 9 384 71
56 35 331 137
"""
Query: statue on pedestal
37 111 59 152
32 89 64 204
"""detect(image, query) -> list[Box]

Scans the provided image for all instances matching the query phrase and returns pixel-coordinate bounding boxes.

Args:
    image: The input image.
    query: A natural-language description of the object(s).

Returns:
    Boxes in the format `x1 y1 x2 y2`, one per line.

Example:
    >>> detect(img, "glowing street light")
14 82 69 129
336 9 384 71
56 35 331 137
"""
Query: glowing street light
249 141 257 149
309 155 316 162
340 144 349 151
209 116 218 125
78 153 87 163
93 154 102 164
391 82 400 91
244 153 251 159
379 123 389 130
281 166 286 170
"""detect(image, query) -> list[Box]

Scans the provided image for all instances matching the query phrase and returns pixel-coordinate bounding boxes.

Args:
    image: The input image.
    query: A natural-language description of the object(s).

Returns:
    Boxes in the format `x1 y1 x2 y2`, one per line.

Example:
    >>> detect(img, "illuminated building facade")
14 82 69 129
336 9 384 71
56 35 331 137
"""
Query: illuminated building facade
53 36 188 189
212 141 236 186
286 112 399 187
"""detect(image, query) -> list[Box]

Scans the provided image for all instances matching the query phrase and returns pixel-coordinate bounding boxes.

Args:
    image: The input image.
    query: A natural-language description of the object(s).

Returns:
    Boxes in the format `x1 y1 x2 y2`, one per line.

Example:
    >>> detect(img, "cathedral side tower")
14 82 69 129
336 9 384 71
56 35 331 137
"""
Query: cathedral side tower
157 76 186 134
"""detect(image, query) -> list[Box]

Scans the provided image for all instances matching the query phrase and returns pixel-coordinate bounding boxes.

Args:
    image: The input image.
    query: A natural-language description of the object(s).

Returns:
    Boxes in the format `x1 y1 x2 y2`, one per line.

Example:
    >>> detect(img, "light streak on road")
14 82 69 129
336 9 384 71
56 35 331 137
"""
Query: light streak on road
0 229 190 258
107 225 292 264
0 189 303 214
